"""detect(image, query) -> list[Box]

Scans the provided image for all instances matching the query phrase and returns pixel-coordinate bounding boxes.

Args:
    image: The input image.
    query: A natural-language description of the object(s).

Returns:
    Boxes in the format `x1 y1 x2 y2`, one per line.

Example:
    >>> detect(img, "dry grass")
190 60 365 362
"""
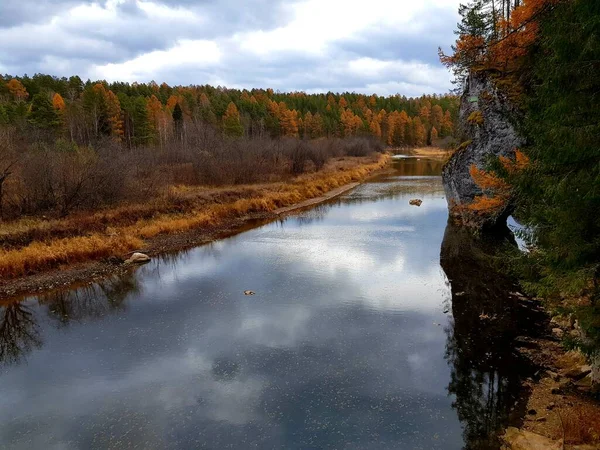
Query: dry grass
562 403 600 445
0 235 144 278
411 147 453 161
0 154 389 278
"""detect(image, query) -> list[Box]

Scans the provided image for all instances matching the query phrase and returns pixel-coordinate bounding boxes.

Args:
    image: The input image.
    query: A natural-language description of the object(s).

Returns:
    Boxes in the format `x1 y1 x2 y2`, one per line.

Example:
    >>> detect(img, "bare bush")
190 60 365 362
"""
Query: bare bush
1 129 384 219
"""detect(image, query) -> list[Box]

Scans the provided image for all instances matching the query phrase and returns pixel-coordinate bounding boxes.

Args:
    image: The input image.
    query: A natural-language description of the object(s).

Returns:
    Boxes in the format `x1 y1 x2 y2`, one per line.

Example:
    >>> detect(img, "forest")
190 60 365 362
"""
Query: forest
0 75 457 146
0 72 458 281
441 0 600 349
0 74 458 222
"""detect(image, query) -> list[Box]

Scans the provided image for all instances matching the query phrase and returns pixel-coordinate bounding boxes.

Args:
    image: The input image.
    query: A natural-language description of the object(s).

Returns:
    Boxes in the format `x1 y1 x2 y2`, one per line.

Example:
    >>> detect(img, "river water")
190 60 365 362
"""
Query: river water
0 157 540 449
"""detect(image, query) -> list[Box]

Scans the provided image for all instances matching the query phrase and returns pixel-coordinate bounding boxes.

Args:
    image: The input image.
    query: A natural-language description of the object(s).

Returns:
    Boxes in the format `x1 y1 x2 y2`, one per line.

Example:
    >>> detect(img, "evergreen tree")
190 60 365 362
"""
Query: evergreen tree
513 0 600 304
28 93 60 130
173 103 183 141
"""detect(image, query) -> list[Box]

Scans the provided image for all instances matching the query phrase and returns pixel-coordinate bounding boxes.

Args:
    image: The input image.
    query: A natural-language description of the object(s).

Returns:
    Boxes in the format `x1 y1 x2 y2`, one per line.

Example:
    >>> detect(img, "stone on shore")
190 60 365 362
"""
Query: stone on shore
125 252 151 264
502 427 562 450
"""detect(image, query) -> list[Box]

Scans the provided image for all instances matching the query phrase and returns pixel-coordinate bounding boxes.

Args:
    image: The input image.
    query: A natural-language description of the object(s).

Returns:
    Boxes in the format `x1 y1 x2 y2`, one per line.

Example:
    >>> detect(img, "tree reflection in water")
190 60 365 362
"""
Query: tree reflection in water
0 273 141 367
440 223 546 449
0 301 42 367
41 273 141 327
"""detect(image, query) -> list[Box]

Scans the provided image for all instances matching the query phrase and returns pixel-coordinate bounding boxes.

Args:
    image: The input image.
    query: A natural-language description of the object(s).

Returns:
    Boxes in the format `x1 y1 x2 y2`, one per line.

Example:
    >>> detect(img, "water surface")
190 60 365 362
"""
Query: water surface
0 157 536 449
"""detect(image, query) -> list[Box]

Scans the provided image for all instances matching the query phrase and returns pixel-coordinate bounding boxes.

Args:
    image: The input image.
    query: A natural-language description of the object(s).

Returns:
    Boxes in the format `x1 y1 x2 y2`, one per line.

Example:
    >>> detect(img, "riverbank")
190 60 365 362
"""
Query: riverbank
411 146 453 161
503 307 600 449
389 146 452 162
0 154 389 300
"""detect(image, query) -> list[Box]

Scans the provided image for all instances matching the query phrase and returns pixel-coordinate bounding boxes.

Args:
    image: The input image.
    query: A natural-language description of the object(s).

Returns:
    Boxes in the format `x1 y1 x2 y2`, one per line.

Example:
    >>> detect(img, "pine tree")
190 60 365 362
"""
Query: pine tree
513 0 600 303
173 103 183 141
28 93 60 130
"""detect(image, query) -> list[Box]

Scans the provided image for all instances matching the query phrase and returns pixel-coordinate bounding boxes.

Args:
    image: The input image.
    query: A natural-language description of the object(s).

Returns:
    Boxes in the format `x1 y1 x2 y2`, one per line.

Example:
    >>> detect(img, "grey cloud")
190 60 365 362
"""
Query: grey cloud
0 0 101 27
335 25 456 66
0 0 298 76
161 0 299 31
0 0 456 95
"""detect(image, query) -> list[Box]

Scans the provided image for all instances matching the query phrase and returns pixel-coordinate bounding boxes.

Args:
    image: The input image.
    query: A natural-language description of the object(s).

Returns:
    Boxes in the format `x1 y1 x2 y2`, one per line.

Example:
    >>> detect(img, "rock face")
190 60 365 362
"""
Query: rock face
443 72 524 229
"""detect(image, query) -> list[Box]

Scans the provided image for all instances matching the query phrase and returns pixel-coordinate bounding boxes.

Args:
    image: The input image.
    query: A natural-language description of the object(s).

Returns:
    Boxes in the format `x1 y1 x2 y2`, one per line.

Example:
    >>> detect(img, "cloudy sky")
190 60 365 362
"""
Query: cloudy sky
0 0 460 96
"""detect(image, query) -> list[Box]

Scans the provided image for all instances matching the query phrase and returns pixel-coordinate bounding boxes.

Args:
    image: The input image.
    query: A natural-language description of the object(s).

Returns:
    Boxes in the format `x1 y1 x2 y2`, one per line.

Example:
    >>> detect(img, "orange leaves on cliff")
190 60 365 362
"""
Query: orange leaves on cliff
467 110 484 125
441 0 556 100
468 165 511 215
440 34 486 71
499 149 530 173
469 165 510 192
466 149 529 214
490 0 556 72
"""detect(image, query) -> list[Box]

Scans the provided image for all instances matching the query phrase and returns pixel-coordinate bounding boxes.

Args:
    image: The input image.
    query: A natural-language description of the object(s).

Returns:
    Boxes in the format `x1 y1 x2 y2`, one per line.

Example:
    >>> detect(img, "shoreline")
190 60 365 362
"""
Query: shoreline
504 309 600 449
0 158 388 302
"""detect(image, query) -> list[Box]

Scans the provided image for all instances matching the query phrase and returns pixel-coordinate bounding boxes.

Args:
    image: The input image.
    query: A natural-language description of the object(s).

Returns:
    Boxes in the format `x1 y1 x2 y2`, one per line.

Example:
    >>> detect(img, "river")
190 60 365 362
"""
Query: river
0 156 541 449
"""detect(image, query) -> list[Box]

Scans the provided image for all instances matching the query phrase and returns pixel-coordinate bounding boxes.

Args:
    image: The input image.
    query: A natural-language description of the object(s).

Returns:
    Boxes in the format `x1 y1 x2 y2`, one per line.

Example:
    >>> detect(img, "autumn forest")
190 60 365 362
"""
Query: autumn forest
0 75 457 146
0 72 459 280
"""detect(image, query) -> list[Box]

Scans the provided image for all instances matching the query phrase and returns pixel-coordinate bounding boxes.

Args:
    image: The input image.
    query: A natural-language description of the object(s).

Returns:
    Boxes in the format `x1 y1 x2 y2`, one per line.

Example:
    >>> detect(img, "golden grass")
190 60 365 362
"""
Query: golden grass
411 147 452 161
0 154 389 278
563 402 600 445
0 235 144 278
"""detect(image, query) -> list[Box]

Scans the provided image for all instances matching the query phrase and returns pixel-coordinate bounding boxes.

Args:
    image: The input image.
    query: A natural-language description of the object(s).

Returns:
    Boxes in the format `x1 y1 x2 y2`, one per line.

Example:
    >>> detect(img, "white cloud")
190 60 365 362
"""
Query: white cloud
0 0 461 95
236 0 457 56
92 39 221 81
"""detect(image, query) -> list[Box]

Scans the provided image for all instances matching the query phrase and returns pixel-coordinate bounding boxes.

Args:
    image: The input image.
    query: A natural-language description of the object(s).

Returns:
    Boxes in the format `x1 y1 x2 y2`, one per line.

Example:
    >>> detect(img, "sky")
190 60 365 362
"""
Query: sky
0 0 461 96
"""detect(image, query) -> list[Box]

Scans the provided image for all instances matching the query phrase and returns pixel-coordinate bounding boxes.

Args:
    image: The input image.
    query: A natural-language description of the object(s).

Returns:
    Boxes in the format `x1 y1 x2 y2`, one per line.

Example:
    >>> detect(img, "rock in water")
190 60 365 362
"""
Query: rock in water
442 72 524 230
409 199 423 207
244 290 255 296
125 252 151 264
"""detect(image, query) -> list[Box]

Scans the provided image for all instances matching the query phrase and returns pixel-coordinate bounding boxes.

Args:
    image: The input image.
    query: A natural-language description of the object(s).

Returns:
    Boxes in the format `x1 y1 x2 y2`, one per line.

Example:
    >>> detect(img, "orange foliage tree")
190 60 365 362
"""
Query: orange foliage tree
7 79 28 102
466 149 529 215
440 0 557 97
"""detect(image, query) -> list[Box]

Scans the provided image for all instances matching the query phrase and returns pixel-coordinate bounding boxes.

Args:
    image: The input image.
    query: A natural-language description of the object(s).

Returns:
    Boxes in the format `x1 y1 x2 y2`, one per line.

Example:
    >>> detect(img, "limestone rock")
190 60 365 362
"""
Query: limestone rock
552 328 565 339
502 427 563 450
443 72 524 229
125 252 151 264
563 365 592 381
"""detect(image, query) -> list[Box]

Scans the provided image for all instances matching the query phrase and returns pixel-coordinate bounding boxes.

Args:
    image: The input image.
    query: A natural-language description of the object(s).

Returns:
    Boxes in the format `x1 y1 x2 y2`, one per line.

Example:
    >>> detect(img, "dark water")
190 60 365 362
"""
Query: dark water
0 158 541 449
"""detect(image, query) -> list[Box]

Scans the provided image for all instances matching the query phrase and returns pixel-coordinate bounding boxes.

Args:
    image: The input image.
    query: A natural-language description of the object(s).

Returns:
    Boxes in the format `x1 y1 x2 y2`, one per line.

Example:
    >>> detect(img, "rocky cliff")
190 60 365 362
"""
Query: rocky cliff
442 72 524 229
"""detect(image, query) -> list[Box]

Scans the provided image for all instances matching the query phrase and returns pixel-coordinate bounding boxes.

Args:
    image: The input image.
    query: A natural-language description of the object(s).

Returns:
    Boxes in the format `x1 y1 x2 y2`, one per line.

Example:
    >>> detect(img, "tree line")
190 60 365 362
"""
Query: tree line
0 74 458 148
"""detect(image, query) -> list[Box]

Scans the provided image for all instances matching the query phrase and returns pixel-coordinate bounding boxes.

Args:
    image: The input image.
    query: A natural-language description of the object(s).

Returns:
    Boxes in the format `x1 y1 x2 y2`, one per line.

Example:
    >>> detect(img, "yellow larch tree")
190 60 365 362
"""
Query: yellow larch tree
7 79 28 102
